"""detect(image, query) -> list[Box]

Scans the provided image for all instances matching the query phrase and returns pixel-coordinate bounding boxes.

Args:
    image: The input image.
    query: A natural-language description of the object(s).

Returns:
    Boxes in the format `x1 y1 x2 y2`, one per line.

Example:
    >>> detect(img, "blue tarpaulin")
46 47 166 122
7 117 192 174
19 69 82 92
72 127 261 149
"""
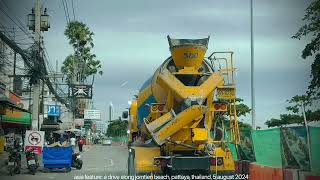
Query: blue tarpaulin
43 146 73 169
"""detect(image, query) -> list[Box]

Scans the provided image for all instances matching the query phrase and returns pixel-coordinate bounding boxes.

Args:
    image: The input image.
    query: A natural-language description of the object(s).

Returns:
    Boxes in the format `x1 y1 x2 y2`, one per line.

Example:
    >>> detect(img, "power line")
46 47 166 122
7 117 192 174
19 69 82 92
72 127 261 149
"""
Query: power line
71 0 76 20
0 1 72 109
61 0 70 23
64 0 71 21
0 3 34 41
0 0 34 39
42 44 54 72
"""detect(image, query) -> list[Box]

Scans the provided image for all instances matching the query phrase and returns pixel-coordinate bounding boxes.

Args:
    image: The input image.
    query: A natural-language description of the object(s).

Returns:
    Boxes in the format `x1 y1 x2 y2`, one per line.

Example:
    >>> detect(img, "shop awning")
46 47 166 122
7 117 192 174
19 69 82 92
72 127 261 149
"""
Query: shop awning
1 93 31 125
2 109 31 125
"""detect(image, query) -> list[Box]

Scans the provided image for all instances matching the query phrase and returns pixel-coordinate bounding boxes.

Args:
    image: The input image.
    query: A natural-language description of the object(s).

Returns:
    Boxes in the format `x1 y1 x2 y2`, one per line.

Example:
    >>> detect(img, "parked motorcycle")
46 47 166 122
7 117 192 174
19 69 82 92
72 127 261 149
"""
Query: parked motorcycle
25 148 38 175
7 149 21 176
71 152 83 169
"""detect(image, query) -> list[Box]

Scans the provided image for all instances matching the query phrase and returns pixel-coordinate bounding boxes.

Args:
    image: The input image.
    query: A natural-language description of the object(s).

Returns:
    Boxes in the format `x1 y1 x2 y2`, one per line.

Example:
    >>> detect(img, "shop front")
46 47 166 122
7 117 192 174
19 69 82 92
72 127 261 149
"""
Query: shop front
1 107 31 132
0 90 31 151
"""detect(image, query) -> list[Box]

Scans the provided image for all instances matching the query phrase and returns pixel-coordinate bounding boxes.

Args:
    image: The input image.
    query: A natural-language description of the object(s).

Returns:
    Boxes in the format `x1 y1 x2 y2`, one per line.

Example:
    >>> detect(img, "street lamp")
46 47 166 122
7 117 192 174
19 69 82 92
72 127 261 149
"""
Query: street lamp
250 0 256 129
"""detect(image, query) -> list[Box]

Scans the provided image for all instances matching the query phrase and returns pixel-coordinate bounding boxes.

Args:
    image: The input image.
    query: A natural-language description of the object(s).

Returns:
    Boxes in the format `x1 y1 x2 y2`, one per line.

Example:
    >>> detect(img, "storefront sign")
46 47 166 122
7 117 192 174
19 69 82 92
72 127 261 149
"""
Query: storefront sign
68 84 93 99
47 105 60 117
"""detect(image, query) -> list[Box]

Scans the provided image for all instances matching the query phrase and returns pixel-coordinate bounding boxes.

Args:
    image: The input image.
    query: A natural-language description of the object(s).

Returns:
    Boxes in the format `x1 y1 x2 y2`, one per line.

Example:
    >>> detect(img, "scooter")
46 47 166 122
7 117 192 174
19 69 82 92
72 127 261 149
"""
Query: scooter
25 148 38 175
71 152 83 169
7 149 21 176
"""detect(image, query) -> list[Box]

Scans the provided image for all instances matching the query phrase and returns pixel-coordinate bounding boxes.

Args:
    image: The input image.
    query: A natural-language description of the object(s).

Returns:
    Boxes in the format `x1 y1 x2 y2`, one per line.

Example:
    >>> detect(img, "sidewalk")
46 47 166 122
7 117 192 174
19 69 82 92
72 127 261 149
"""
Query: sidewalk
0 151 8 168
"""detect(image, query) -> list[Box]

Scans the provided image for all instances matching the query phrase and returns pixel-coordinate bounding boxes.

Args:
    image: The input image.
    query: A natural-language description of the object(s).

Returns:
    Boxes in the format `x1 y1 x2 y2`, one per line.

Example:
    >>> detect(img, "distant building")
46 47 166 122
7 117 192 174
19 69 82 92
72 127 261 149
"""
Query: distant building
109 102 114 122
0 39 31 134
95 121 107 134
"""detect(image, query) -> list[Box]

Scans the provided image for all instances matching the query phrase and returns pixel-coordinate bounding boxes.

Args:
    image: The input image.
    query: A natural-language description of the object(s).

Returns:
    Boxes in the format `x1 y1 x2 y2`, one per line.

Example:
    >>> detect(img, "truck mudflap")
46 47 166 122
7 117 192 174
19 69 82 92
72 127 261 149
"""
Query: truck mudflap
154 156 222 171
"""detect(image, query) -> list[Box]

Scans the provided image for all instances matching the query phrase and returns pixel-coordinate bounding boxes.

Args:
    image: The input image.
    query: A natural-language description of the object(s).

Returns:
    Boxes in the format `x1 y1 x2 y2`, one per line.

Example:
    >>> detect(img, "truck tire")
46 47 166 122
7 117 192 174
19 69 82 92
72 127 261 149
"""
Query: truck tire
76 159 83 170
29 165 36 175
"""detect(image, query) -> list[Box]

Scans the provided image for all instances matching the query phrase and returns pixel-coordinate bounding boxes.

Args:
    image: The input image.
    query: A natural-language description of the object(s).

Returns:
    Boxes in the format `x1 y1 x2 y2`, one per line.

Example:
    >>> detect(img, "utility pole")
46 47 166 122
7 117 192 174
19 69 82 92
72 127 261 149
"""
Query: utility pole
250 0 256 129
13 27 16 78
55 60 58 125
31 0 41 131
28 0 50 130
55 60 58 106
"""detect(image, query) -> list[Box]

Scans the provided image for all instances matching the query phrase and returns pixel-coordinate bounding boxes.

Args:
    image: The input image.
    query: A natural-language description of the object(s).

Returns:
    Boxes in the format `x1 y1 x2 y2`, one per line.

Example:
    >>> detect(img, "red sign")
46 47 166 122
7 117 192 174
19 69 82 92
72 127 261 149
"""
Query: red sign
25 146 43 154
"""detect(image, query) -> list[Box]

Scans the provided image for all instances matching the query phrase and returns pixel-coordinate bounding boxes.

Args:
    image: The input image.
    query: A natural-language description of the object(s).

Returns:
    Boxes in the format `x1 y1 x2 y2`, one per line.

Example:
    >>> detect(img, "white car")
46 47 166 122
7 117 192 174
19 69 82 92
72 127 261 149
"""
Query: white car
102 139 112 146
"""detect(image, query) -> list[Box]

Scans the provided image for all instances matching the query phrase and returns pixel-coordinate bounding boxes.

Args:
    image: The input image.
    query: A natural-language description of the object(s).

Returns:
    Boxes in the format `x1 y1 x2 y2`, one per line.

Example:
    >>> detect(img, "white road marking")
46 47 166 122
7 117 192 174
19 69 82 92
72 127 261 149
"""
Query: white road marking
104 158 114 169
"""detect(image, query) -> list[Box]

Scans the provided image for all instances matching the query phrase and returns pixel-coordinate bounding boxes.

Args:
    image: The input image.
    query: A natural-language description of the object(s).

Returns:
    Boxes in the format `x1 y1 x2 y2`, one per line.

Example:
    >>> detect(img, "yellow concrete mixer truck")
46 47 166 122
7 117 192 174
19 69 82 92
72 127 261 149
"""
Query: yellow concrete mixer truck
125 36 240 176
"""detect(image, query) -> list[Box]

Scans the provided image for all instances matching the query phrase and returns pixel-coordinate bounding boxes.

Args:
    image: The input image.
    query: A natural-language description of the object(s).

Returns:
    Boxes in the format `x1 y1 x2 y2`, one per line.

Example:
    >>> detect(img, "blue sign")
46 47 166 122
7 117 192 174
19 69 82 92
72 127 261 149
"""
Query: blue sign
47 105 60 117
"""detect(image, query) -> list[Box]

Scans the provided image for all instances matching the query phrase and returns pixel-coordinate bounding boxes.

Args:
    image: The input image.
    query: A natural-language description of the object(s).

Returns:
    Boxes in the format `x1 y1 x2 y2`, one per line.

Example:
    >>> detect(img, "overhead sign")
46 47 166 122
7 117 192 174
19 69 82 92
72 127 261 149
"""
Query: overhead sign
47 105 60 117
84 109 101 120
24 130 45 154
68 84 93 99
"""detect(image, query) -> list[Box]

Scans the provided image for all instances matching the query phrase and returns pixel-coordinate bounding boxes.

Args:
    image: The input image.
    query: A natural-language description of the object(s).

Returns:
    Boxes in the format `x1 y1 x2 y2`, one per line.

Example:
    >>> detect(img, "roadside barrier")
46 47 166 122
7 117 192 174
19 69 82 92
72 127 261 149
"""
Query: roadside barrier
249 163 283 180
247 162 320 180
283 169 299 180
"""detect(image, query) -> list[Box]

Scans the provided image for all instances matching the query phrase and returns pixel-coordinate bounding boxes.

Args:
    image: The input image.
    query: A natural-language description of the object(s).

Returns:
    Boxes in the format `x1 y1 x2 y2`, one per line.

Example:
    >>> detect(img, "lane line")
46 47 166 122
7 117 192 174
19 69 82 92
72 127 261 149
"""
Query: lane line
104 159 114 169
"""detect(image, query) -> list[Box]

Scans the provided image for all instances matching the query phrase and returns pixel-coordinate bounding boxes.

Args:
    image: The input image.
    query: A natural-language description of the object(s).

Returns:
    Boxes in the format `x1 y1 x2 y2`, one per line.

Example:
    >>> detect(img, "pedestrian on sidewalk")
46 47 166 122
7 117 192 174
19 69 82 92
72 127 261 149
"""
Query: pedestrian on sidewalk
70 135 76 150
78 136 84 152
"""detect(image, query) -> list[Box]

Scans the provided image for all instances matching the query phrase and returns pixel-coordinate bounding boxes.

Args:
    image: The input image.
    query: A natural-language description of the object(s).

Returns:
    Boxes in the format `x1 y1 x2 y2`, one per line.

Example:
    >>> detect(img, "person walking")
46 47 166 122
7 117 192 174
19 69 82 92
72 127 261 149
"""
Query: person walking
78 137 84 152
70 136 76 150
59 134 65 145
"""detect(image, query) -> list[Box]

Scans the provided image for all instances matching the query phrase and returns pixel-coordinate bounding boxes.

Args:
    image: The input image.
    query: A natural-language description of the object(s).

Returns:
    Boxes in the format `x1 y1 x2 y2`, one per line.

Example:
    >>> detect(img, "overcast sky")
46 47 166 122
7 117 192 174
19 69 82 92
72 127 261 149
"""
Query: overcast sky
1 0 313 128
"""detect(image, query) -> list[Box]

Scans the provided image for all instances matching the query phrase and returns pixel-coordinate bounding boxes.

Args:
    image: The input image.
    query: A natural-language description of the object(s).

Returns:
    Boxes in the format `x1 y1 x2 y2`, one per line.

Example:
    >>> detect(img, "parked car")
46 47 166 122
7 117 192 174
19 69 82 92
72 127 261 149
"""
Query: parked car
102 139 112 146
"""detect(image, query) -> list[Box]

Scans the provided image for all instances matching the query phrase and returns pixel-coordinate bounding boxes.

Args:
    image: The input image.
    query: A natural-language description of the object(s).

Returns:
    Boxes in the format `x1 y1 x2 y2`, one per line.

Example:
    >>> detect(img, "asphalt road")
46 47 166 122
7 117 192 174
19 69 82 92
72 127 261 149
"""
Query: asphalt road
0 144 129 180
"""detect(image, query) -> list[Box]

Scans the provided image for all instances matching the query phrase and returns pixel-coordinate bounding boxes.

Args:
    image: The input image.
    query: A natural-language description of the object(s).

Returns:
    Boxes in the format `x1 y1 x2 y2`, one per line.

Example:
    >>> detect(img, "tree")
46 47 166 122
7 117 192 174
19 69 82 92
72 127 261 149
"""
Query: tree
106 120 128 137
61 55 76 83
214 98 252 130
61 21 102 84
265 114 303 128
293 0 320 99
265 95 320 128
267 1 320 128
234 98 251 118
286 95 311 113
